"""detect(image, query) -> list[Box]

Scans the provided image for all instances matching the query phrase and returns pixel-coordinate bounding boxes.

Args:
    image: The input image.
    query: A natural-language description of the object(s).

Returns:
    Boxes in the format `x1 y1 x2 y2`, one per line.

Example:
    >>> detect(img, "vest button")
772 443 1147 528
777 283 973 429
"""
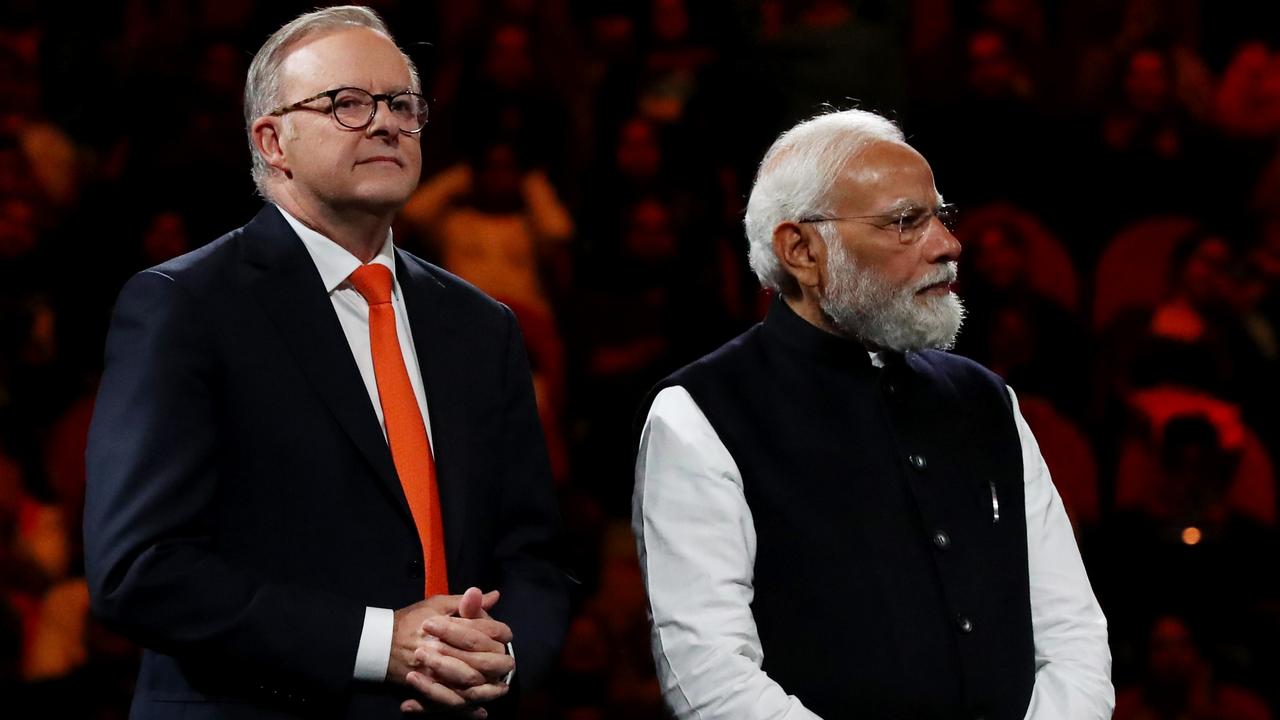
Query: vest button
908 454 927 470
956 615 974 634
932 530 951 550
885 382 897 395
407 558 424 579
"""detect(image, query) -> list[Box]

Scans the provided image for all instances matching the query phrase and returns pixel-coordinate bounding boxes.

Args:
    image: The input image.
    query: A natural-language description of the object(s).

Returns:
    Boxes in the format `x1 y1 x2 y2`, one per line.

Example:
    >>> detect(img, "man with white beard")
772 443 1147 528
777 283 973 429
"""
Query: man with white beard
632 109 1114 720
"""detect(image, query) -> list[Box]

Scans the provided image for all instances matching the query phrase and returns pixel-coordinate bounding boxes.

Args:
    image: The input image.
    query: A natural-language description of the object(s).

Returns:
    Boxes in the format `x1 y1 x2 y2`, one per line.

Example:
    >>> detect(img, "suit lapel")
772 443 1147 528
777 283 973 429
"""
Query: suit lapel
396 251 469 576
240 207 414 526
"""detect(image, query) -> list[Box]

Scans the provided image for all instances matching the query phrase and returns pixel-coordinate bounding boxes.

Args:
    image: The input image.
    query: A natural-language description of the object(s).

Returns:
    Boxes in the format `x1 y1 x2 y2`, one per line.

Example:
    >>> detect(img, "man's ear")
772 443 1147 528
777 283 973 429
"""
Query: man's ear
251 116 290 178
772 221 825 291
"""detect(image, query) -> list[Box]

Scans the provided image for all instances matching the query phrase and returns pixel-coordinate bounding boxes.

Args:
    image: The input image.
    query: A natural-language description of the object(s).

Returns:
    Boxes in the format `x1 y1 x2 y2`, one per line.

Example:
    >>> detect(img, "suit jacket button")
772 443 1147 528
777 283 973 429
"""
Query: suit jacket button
407 558 424 579
908 454 927 470
956 615 974 634
932 530 951 550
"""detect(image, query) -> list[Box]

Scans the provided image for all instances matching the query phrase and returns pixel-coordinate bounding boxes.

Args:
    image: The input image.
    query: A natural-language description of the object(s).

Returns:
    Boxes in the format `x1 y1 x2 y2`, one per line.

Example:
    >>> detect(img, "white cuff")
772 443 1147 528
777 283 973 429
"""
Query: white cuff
504 641 516 685
353 606 394 681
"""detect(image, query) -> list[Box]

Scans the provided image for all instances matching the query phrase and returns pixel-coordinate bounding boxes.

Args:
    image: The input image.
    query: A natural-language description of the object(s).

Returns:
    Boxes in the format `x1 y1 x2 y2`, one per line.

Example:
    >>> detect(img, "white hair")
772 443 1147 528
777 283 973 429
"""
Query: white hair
822 238 965 352
743 108 905 293
243 5 421 199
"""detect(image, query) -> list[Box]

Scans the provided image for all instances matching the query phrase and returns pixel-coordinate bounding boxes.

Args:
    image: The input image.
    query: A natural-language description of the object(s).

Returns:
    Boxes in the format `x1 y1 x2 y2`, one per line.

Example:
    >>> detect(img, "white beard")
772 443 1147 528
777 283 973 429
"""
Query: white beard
819 236 965 352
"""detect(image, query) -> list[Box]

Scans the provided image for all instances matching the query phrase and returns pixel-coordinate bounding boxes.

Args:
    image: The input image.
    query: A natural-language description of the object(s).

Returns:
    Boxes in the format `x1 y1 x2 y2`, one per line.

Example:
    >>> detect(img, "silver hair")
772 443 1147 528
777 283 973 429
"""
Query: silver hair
743 108 905 293
243 5 421 199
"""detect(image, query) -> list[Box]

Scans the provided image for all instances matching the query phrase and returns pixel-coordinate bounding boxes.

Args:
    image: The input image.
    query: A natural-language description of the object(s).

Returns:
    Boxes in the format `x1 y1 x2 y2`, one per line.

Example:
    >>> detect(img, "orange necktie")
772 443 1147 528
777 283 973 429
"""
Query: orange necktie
347 263 447 597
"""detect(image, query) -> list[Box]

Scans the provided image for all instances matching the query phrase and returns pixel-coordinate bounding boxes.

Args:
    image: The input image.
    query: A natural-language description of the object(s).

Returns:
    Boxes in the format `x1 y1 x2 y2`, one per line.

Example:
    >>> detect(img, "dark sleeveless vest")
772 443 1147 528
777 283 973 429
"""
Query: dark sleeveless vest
649 299 1035 720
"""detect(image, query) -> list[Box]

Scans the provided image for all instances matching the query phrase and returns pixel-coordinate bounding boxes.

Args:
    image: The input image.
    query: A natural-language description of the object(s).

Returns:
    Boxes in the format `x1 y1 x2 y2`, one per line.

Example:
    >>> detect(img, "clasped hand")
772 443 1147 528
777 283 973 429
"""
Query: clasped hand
389 587 514 717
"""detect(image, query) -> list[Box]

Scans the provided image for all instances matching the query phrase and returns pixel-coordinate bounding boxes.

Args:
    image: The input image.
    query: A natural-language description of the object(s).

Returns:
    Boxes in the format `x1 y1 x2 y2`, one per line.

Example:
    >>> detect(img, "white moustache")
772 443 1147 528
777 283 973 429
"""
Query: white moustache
913 262 959 294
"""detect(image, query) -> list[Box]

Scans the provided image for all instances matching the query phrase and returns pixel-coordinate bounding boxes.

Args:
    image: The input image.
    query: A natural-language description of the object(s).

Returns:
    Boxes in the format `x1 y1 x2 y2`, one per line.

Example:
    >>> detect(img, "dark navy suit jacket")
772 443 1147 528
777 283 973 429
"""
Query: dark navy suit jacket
84 205 568 718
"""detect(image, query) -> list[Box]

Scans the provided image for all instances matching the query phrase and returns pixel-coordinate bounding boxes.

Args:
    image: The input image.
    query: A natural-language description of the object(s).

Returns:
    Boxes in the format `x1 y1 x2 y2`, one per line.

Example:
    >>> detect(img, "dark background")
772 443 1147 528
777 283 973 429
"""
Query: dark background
2 0 1279 717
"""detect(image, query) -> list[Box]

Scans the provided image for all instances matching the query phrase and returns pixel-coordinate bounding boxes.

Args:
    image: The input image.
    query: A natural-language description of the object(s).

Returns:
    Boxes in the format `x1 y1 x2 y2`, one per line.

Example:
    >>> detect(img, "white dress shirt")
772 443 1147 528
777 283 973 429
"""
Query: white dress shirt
633 360 1114 719
279 206 430 683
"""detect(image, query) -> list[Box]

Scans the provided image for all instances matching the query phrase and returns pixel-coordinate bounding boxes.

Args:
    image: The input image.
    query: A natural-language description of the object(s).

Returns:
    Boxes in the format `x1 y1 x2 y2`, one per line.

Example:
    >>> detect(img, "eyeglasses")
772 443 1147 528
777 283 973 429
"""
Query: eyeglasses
798 203 959 245
269 87 430 134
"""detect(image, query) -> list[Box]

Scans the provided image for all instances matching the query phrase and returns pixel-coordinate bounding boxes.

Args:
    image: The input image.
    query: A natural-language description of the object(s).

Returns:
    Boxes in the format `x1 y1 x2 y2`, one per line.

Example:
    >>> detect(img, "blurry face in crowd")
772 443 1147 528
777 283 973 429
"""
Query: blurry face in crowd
652 0 691 43
1148 616 1201 685
199 42 244 98
817 141 965 351
143 211 190 264
625 198 677 263
0 198 37 260
486 25 533 90
982 0 1034 30
269 27 422 215
590 14 635 58
0 452 21 522
967 30 1017 98
473 144 523 209
616 119 662 181
1178 236 1233 307
1125 50 1172 113
972 225 1028 291
0 51 39 121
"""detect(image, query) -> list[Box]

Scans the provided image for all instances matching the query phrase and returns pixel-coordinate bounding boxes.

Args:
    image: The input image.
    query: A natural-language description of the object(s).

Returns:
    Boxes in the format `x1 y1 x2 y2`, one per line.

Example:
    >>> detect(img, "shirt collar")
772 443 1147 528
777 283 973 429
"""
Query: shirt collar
275 204 397 294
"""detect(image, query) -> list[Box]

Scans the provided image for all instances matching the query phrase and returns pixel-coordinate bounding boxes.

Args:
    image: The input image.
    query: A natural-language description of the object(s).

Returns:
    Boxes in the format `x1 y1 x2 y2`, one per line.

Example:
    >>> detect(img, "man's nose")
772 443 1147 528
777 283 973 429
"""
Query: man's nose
923 217 961 262
365 99 401 138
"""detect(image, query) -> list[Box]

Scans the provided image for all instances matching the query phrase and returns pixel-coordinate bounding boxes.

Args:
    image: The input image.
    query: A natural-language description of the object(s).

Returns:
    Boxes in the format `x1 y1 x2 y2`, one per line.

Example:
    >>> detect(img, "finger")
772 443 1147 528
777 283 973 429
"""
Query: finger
458 681 510 705
429 643 515 681
415 645 488 688
403 670 470 710
399 697 486 718
480 589 500 612
442 616 513 644
458 587 484 619
423 617 506 654
424 593 466 616
428 615 513 643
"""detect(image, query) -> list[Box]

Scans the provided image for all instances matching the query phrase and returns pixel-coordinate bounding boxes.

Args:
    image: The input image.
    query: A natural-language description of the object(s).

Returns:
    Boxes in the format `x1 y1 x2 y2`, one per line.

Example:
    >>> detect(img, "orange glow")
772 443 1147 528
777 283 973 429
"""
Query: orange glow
1181 526 1202 545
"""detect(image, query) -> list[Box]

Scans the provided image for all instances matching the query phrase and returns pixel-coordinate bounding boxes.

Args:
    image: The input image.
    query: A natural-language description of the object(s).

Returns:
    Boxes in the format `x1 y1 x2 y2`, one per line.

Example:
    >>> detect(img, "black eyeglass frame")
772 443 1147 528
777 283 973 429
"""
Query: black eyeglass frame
268 87 430 134
797 202 959 244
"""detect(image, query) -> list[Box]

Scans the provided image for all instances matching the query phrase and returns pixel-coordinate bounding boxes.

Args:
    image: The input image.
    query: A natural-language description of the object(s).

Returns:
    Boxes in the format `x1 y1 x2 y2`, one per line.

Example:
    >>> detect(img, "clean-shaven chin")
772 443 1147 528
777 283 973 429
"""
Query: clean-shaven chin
355 157 403 169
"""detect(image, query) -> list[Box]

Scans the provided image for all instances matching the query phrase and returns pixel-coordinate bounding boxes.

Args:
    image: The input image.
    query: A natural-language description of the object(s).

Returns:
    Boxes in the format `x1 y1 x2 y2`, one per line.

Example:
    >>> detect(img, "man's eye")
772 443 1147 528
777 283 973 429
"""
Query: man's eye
335 95 368 109
898 212 928 229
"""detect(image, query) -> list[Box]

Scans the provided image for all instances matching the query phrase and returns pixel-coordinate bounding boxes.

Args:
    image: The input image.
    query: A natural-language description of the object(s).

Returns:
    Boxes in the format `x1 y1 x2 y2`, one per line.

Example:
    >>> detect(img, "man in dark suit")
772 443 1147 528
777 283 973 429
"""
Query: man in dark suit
83 6 567 718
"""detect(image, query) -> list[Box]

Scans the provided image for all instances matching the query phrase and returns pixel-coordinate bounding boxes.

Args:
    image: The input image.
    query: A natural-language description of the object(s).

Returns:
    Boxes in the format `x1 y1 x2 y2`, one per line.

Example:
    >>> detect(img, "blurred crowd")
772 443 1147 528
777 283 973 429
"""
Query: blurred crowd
2 0 1280 717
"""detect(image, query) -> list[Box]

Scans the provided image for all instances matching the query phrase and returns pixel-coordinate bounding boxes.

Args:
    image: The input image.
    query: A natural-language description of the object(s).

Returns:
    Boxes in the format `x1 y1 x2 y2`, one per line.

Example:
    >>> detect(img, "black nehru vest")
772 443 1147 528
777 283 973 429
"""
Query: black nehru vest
650 299 1035 720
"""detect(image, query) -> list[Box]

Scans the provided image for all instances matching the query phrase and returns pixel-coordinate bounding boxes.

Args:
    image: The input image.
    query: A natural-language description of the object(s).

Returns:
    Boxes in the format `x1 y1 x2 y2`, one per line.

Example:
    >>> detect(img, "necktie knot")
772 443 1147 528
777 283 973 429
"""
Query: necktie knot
348 263 394 306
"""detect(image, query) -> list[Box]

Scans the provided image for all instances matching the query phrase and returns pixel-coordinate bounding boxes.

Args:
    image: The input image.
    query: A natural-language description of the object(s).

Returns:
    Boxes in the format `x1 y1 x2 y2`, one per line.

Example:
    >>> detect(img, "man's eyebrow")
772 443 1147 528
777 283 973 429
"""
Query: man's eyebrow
881 194 946 215
879 199 928 215
320 85 414 95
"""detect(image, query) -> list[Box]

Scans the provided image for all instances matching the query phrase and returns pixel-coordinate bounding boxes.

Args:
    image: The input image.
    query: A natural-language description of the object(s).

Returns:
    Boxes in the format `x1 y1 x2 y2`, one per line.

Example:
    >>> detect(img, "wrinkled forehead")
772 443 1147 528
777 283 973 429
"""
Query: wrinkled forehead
277 26 413 97
828 140 942 214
